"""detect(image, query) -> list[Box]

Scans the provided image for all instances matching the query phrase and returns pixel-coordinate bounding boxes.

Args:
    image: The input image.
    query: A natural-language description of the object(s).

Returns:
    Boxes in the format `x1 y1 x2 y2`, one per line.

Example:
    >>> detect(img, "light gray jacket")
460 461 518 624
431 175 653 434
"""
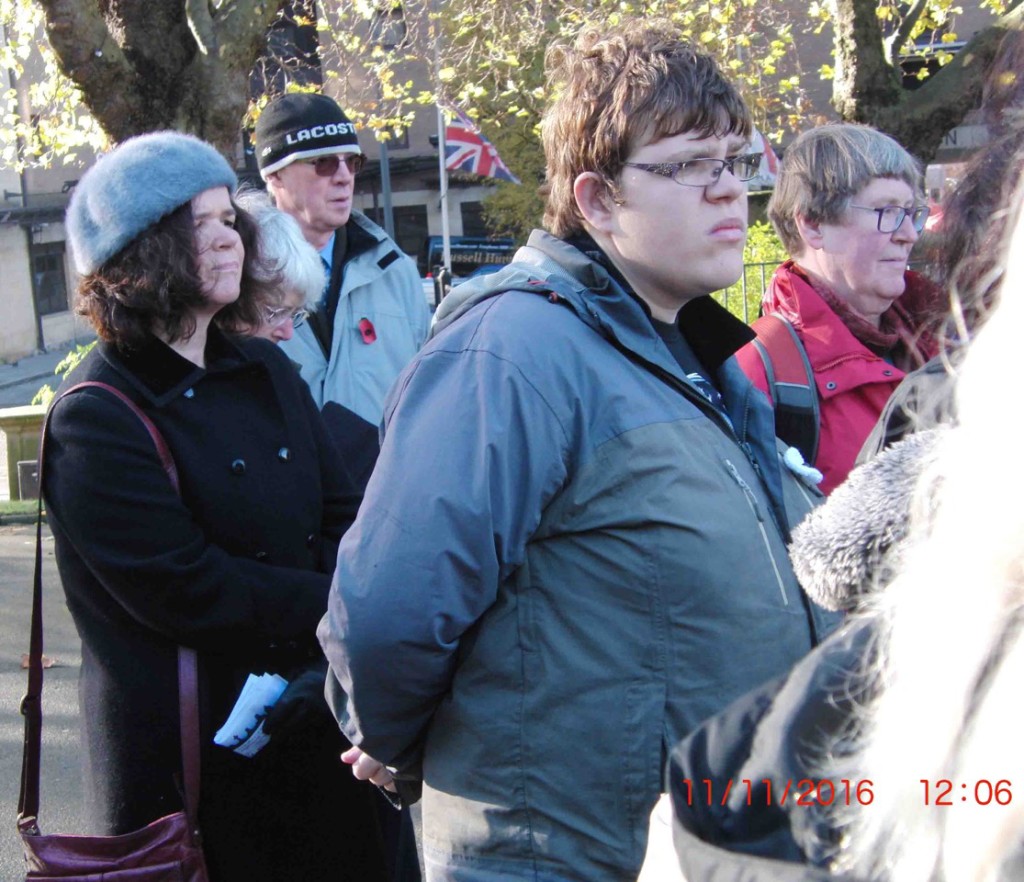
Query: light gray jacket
280 211 430 423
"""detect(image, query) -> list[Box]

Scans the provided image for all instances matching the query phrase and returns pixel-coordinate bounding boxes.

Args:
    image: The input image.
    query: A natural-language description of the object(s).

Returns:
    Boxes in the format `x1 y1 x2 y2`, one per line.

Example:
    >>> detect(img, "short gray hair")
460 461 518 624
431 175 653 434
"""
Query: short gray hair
234 188 323 309
768 123 923 256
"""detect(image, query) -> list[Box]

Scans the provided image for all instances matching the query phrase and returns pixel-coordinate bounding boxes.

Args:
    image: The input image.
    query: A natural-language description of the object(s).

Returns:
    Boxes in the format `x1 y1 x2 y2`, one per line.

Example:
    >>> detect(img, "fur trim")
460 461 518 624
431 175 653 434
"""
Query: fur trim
790 428 945 611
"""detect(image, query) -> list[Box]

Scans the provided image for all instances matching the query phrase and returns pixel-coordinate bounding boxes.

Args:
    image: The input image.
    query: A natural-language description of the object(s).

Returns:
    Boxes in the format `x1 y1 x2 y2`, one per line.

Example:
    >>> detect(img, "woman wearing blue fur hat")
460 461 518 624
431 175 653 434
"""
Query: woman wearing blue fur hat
44 131 389 880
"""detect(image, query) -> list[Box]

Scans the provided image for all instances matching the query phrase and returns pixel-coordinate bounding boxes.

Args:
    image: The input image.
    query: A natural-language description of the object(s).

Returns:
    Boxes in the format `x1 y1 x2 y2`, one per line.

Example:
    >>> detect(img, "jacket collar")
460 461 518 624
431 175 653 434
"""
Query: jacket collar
99 324 253 406
764 260 938 371
433 229 754 392
431 229 790 531
521 230 754 372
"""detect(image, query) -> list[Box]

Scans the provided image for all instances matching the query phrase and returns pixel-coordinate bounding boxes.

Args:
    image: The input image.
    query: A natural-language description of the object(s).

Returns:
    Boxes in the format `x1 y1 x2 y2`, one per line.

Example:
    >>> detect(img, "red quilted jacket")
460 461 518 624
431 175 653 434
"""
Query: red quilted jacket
736 260 939 494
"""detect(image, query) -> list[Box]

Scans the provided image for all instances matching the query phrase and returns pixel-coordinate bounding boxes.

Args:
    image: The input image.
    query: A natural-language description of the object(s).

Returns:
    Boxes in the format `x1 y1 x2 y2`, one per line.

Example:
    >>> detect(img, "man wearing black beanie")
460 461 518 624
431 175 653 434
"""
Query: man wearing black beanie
255 92 430 431
257 93 426 882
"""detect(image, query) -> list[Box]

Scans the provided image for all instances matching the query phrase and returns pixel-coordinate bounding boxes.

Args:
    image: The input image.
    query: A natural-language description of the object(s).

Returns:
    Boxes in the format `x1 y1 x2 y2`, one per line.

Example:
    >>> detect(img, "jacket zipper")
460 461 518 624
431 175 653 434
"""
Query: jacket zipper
723 459 789 606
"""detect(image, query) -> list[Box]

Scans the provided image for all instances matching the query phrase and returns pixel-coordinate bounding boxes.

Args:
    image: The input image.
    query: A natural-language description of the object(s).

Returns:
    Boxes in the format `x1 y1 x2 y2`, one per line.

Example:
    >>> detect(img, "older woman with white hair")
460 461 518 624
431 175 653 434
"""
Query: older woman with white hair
831 181 1024 882
663 154 1024 882
227 188 323 343
222 188 385 493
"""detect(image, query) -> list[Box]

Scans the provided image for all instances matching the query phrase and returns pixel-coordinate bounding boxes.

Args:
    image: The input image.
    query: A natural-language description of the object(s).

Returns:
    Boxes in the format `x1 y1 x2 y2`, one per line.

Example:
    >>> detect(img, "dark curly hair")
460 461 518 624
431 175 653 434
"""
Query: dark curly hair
75 195 269 350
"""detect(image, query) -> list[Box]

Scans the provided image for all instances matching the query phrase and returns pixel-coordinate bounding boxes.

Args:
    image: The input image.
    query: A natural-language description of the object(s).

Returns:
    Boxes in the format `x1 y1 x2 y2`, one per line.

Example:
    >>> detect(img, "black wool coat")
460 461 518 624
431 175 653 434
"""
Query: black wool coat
43 327 388 881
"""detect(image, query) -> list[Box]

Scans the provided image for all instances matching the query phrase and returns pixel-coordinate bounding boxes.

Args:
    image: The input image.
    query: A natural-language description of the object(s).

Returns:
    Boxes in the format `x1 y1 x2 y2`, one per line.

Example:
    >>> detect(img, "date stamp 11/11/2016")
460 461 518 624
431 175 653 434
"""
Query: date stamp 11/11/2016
678 779 874 808
678 779 1014 808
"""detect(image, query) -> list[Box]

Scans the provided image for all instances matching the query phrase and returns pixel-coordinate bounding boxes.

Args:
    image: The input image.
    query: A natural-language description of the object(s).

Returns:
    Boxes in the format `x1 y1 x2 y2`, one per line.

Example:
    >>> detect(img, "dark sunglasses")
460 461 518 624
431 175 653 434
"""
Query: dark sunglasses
300 153 366 177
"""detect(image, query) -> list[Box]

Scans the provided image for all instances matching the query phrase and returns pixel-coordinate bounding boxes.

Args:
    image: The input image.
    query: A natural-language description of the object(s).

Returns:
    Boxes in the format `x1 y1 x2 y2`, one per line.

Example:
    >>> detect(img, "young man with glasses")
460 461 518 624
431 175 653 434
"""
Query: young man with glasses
255 92 430 426
319 20 840 881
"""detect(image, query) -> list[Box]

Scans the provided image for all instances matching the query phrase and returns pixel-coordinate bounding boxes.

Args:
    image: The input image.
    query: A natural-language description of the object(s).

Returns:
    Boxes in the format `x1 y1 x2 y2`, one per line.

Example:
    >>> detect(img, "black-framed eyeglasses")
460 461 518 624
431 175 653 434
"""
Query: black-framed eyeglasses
848 204 930 234
622 153 763 188
261 304 310 329
300 153 366 177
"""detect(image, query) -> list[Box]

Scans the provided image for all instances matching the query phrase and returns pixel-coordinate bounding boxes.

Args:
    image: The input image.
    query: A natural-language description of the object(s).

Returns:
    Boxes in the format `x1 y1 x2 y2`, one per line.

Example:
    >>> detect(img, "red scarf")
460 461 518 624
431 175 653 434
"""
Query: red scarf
798 265 940 371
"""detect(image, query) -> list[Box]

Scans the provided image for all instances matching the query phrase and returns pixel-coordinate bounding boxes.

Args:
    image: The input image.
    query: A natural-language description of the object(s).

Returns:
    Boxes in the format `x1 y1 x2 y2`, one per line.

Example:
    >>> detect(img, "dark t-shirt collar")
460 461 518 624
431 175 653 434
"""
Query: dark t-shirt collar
561 231 755 372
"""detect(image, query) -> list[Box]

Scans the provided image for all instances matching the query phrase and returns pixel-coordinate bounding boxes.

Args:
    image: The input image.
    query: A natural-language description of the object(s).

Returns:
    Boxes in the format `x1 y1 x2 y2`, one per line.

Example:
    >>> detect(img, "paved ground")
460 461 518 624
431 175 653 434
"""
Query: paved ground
0 523 85 879
0 523 428 878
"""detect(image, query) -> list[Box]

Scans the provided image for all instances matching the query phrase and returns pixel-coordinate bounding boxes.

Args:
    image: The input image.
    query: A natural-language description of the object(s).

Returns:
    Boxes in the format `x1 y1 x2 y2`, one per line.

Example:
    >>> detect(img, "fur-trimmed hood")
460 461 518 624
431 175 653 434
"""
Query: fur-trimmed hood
790 427 946 612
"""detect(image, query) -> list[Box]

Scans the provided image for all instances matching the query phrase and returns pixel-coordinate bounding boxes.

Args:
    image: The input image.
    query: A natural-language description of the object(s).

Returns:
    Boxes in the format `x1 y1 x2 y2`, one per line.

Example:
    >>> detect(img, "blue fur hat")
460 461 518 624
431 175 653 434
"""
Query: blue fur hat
66 131 237 275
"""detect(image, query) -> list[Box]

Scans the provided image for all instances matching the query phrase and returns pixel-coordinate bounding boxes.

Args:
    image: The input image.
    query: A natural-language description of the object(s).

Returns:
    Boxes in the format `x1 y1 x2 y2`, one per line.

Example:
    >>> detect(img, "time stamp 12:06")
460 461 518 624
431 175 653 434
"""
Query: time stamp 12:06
921 779 1012 806
675 779 1013 807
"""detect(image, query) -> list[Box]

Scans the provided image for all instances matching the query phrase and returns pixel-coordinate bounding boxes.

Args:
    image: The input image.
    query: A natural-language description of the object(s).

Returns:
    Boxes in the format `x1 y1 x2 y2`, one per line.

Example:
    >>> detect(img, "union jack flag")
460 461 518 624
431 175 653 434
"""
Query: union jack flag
444 106 521 184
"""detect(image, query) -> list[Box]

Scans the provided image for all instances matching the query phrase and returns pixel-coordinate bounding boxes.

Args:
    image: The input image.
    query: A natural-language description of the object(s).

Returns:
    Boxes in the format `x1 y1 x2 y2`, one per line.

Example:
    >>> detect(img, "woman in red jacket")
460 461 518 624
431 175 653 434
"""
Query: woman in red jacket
736 123 940 494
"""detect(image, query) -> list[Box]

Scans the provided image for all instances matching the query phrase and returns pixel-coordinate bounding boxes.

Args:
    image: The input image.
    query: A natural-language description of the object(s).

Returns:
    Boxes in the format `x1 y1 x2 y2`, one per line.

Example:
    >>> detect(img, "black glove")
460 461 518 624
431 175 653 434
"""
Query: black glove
261 666 331 742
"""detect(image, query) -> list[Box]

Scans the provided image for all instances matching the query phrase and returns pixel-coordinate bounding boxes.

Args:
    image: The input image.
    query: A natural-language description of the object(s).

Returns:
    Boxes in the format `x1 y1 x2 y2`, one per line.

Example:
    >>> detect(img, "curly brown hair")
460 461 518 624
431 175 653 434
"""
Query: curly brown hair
75 195 268 350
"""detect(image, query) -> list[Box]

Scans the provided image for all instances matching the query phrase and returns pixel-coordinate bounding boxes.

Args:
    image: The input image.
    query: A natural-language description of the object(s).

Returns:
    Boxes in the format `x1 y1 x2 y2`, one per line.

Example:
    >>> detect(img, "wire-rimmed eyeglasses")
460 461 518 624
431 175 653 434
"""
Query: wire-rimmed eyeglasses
848 204 930 234
261 304 310 329
622 153 763 188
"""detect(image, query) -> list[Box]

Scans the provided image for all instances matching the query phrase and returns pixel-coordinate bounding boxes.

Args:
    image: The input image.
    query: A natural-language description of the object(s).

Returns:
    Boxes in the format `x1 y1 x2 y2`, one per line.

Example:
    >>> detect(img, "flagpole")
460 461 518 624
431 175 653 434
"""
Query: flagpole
432 0 451 274
436 103 452 273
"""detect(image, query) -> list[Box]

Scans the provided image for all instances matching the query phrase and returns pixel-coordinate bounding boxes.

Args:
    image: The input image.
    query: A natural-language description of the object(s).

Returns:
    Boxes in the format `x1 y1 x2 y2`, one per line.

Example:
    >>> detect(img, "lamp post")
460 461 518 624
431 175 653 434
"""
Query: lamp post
378 133 394 239
370 3 407 240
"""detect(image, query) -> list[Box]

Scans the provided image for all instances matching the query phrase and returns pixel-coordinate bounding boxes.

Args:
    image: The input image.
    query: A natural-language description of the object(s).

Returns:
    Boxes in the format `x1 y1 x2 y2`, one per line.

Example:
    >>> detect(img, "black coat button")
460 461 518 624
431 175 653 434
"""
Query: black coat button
231 459 246 475
277 447 291 462
306 533 316 547
255 550 268 561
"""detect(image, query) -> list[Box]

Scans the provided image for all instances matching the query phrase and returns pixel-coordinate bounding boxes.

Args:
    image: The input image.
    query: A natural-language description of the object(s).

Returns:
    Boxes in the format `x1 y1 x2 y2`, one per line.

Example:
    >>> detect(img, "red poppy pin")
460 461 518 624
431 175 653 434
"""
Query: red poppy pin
358 317 377 344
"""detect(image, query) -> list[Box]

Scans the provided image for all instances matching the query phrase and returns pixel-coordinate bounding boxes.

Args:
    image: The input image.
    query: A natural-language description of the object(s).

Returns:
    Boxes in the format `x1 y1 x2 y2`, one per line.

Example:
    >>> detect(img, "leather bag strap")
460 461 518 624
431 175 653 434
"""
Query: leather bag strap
19 381 201 832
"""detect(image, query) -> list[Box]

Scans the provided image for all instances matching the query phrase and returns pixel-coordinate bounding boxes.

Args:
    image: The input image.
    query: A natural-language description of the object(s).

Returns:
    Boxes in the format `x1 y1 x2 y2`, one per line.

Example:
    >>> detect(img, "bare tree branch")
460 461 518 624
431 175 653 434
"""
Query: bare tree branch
217 0 287 65
888 0 930 66
830 0 903 121
186 0 218 55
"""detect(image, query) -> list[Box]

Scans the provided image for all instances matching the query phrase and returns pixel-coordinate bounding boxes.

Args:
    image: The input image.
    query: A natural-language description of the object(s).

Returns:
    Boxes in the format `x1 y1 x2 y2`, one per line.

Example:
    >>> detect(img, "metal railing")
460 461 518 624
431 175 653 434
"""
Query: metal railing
712 260 782 324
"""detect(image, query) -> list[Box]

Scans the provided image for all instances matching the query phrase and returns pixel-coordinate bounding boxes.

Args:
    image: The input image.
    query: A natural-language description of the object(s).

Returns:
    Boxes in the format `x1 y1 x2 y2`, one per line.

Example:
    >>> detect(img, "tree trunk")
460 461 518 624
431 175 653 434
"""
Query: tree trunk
33 0 288 154
831 0 1024 162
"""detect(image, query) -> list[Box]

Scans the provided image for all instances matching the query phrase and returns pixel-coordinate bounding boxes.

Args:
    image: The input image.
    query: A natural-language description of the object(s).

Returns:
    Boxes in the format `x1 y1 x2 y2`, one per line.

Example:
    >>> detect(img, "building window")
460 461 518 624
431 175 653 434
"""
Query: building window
460 201 489 237
362 204 428 259
32 241 69 316
386 128 410 150
393 205 428 258
250 0 322 99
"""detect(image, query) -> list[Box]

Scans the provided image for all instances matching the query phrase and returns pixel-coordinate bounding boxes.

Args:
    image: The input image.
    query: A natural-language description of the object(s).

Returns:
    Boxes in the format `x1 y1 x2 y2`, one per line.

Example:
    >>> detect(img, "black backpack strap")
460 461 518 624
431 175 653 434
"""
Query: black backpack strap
750 314 820 465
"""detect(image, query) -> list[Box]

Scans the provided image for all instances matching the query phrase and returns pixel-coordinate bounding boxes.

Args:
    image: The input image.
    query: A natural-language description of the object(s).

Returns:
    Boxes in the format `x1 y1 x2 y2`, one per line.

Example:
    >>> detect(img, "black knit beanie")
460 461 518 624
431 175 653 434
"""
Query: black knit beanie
255 93 361 179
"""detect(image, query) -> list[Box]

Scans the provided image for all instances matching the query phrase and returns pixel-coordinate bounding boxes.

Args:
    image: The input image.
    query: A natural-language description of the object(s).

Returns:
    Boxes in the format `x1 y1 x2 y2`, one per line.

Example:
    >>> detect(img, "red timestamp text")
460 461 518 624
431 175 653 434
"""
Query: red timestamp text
677 778 874 807
920 779 1012 806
